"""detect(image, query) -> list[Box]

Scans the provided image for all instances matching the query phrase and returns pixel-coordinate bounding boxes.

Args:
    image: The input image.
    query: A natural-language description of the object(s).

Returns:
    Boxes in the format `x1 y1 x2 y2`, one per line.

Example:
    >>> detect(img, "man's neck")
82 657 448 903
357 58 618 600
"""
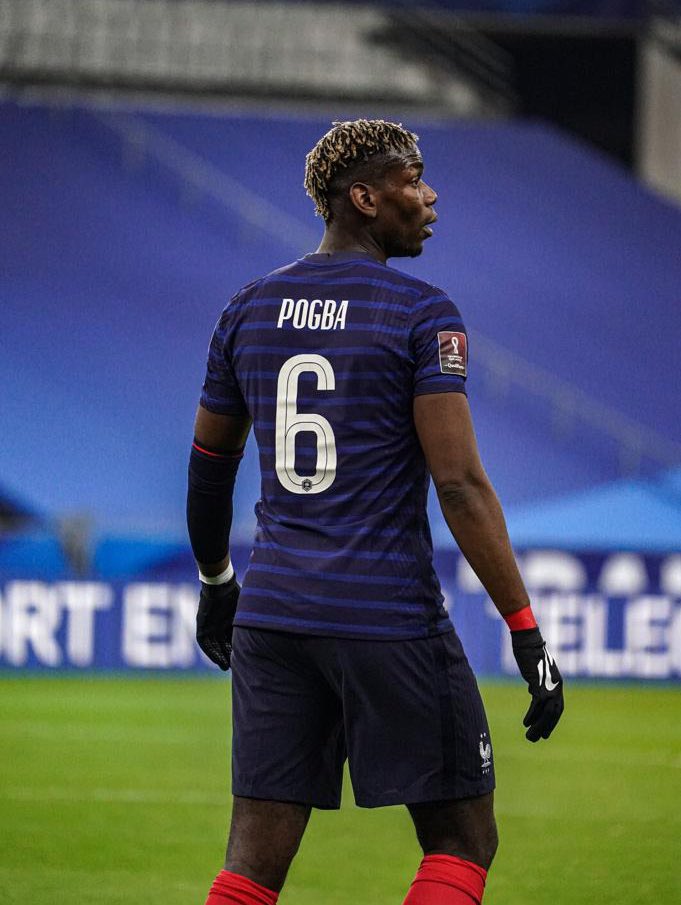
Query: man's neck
315 226 387 265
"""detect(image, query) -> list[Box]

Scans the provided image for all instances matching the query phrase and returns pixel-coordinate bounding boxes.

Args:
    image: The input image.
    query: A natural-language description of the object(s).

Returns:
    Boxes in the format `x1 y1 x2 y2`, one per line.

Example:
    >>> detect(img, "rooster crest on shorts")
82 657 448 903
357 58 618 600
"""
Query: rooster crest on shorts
479 733 492 773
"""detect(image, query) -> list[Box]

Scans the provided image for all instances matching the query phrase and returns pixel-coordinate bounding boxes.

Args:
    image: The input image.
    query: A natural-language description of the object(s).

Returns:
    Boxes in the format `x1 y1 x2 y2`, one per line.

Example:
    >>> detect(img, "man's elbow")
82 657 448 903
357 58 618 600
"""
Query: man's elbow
435 472 489 511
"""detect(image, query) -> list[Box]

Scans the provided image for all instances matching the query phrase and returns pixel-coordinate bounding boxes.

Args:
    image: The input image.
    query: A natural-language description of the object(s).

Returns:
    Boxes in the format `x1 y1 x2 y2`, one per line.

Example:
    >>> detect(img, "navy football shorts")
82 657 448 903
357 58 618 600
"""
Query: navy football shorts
230 627 495 809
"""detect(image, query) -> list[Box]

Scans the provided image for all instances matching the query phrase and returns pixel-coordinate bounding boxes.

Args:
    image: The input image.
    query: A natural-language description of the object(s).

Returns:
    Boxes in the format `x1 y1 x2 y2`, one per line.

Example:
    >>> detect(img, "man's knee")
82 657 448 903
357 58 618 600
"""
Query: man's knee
225 797 311 891
408 792 498 871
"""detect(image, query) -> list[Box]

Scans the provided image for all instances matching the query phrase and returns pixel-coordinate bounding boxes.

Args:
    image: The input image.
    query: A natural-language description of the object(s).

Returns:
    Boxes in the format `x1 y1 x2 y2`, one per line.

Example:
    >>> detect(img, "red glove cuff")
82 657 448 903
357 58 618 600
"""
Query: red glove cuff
504 605 538 631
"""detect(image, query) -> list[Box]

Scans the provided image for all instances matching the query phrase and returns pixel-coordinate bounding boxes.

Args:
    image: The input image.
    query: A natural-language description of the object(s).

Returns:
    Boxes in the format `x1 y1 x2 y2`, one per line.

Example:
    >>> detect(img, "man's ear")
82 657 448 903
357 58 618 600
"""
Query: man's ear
348 181 379 219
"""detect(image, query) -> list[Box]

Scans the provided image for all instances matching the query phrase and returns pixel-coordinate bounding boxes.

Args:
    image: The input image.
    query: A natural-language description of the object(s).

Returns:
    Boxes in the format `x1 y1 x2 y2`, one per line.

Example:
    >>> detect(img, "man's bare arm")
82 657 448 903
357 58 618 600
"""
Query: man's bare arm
414 391 564 741
194 405 252 454
413 391 528 618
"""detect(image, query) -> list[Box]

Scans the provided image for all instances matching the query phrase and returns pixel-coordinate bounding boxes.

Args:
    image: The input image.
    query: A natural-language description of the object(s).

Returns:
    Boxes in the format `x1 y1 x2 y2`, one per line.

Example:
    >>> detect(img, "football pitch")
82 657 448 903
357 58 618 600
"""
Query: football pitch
0 677 678 904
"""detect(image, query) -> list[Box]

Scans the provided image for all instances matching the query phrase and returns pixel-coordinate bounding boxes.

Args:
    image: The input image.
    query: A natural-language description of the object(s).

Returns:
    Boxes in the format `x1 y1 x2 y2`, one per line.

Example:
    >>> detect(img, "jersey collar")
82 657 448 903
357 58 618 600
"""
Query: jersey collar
301 251 384 266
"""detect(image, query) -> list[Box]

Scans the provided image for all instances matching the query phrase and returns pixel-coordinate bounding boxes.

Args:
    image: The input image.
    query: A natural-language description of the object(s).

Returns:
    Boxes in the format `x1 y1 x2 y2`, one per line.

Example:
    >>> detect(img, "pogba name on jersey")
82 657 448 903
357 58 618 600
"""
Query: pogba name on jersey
277 297 348 331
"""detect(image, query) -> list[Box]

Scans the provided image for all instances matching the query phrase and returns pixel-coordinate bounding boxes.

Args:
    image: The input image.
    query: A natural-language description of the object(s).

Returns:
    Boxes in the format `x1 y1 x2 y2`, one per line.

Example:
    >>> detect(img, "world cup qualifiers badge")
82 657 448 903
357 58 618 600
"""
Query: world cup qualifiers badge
437 331 467 377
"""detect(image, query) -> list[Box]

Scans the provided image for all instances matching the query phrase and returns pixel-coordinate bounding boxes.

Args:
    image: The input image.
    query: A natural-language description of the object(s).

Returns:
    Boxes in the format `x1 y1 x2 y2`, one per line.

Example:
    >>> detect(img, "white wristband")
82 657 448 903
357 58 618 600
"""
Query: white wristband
198 561 234 585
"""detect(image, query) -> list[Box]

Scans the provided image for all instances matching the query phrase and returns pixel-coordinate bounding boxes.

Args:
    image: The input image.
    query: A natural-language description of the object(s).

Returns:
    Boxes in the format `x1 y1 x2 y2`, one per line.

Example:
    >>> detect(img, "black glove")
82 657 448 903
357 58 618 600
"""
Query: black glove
196 575 240 671
511 627 564 742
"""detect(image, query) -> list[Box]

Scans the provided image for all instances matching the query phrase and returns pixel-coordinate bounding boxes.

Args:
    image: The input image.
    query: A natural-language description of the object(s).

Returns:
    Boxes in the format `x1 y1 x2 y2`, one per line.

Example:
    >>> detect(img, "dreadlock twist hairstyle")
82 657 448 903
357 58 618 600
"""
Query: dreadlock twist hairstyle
304 119 419 221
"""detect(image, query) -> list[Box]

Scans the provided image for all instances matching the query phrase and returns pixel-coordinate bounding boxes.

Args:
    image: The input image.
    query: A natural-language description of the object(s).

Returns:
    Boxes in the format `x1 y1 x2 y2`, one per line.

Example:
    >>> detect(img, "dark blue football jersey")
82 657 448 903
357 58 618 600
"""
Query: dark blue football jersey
200 251 469 640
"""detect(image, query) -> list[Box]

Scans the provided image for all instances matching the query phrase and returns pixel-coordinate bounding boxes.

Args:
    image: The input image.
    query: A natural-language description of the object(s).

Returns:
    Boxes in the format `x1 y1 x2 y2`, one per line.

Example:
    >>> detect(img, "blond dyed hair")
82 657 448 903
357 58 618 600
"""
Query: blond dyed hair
304 119 419 221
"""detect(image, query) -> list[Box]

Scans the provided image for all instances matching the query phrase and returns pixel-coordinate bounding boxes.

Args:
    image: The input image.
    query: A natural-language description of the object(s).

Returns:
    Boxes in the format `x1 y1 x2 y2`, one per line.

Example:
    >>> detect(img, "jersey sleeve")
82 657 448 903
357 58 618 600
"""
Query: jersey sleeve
410 289 468 397
199 306 249 416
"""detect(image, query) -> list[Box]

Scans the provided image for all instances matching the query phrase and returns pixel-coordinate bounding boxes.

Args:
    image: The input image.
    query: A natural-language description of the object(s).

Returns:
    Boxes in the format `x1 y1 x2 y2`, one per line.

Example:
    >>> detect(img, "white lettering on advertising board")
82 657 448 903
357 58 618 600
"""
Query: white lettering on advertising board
497 593 681 678
0 582 112 667
121 583 198 668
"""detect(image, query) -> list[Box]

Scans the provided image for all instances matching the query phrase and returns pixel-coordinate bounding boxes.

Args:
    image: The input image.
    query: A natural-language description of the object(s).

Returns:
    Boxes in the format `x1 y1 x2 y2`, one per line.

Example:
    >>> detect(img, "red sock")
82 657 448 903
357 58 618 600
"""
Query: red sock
205 870 279 905
402 854 487 905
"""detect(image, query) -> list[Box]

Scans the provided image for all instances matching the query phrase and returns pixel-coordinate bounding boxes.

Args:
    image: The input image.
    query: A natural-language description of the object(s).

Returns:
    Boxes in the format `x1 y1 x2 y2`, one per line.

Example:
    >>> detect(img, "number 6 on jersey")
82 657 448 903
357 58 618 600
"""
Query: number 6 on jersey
275 354 337 494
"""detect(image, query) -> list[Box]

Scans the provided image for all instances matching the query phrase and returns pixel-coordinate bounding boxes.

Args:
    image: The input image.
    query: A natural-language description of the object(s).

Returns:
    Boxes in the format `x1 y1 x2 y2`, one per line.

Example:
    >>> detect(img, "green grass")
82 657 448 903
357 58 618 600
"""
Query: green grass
0 676 679 904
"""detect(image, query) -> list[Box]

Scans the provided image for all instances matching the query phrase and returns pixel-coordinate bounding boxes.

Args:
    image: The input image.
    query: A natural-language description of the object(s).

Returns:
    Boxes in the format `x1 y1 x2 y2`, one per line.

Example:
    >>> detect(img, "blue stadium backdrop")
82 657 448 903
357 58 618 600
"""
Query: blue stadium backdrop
2 101 680 680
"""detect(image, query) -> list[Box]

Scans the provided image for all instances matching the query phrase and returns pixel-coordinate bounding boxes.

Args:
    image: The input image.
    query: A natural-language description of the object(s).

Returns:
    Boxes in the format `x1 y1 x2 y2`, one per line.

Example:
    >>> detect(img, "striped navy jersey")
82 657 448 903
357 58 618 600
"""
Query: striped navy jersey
200 250 469 640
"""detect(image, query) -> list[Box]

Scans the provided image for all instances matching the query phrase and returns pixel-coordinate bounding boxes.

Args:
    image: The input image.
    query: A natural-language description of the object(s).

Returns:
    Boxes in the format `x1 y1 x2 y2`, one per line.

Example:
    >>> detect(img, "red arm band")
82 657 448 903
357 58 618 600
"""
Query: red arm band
504 605 538 632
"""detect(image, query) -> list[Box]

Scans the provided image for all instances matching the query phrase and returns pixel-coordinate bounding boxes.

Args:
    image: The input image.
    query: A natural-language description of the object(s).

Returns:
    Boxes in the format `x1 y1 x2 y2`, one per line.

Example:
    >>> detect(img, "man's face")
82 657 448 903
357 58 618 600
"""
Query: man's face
373 151 438 258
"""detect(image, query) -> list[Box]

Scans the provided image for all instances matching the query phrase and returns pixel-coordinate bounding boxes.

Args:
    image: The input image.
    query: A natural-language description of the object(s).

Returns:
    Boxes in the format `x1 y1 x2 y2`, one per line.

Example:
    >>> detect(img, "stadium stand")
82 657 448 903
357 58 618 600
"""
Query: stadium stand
1 99 680 577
